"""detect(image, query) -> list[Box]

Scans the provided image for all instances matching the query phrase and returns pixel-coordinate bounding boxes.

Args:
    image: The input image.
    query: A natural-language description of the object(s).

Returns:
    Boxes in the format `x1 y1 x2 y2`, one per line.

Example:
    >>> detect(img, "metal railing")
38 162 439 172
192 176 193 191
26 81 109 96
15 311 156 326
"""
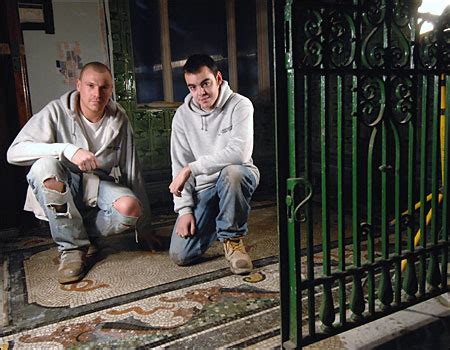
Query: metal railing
280 0 450 347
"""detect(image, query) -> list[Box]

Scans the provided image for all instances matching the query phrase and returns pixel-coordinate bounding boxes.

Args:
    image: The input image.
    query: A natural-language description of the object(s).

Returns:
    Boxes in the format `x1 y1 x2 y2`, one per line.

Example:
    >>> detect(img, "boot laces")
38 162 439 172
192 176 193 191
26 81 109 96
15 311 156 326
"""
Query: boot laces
226 239 246 254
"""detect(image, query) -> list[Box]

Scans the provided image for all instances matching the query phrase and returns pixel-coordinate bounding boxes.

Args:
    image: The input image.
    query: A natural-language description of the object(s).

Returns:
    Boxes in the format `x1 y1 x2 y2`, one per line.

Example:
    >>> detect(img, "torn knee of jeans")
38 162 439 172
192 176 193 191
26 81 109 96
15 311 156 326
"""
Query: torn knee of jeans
112 196 141 218
112 215 139 235
43 176 66 192
42 185 69 206
43 188 70 214
47 201 71 217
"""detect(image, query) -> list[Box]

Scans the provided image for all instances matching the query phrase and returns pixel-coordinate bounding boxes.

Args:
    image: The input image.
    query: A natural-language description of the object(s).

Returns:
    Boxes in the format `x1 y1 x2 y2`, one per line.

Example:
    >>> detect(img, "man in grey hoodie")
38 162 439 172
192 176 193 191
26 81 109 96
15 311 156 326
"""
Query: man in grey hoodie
7 62 154 284
169 54 259 274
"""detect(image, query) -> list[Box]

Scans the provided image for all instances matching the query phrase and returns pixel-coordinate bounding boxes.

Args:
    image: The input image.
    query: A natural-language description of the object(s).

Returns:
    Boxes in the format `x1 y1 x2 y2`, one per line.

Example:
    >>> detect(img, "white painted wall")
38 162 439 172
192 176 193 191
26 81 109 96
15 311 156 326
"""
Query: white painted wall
23 0 109 114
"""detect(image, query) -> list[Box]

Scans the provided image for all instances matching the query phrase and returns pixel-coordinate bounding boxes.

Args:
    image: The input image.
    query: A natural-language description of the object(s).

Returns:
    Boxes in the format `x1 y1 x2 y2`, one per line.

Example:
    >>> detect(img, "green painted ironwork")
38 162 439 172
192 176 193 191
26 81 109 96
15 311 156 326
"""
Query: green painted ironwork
419 76 428 296
281 0 450 347
427 76 442 291
442 76 450 285
304 77 316 338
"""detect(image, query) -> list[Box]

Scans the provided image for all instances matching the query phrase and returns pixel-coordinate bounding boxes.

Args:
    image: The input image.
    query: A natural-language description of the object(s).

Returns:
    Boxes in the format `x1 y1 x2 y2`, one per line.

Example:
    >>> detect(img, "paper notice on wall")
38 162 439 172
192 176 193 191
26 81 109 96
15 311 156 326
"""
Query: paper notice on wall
56 41 83 84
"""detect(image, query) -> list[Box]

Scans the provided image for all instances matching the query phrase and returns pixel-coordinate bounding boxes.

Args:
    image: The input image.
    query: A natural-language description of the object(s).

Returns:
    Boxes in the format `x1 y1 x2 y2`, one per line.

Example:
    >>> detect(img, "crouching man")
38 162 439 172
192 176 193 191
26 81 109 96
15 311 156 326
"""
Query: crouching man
7 62 154 284
169 54 260 274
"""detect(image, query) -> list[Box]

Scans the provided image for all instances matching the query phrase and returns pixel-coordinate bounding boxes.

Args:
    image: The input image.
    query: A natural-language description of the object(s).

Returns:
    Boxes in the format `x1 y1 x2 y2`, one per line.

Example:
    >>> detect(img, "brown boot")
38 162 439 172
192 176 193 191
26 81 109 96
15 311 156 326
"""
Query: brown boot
223 238 253 275
58 249 86 284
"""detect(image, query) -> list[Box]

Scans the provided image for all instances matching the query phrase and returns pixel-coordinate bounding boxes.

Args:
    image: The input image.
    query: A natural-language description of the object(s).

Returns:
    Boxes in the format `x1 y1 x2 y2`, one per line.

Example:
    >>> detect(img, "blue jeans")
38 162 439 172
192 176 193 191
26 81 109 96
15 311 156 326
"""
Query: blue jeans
27 157 139 252
169 165 258 265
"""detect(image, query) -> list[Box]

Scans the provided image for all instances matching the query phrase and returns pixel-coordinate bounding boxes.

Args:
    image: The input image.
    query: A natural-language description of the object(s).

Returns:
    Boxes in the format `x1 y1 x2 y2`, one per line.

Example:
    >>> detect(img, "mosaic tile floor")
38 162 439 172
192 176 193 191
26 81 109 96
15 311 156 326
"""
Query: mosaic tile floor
2 202 447 349
0 205 283 349
1 264 281 349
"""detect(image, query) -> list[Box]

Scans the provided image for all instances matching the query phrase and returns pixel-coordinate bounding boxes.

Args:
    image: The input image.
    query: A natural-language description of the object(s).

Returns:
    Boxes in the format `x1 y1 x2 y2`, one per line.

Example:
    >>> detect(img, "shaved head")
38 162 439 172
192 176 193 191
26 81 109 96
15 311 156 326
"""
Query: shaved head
79 62 112 80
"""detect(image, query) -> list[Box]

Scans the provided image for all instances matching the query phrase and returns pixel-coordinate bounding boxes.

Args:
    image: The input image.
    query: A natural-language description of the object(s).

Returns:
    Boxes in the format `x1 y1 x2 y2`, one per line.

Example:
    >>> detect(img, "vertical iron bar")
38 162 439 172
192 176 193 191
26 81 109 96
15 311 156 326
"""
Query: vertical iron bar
378 9 394 309
427 75 442 291
430 75 440 245
390 119 401 305
403 5 418 302
304 76 316 337
403 95 418 301
283 1 300 345
367 128 377 315
381 124 388 258
352 80 360 266
419 76 428 296
430 76 440 245
378 121 393 309
350 72 364 320
351 2 364 318
442 76 450 288
321 74 330 277
337 74 346 326
319 74 335 329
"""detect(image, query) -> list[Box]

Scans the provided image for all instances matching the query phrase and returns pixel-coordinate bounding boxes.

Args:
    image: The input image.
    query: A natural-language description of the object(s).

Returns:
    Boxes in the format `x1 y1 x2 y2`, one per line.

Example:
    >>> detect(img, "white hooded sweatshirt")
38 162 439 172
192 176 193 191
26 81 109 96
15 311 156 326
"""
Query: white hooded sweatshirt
170 81 260 216
7 90 152 234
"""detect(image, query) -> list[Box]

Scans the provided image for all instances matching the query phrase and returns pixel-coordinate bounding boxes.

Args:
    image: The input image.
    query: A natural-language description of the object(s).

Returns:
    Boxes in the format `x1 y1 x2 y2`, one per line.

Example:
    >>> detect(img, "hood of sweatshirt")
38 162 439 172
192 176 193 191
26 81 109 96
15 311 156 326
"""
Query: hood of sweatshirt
59 90 125 135
184 80 233 131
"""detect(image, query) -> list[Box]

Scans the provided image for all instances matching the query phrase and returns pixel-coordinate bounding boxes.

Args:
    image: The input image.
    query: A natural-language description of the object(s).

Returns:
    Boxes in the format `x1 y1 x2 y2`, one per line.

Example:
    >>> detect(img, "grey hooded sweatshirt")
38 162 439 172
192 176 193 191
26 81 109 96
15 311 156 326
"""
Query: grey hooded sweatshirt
171 81 260 216
7 90 152 234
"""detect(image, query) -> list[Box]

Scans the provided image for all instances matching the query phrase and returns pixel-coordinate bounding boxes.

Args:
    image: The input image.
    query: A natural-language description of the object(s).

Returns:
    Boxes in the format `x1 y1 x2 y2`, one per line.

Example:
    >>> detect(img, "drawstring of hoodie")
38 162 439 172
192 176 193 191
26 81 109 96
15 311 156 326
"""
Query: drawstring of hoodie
201 115 208 131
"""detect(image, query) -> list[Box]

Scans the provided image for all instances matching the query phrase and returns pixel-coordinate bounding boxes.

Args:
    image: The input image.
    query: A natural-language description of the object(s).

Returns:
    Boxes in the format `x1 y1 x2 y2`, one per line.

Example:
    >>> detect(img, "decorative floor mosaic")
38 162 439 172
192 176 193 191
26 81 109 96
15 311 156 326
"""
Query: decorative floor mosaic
1 264 280 349
0 205 283 349
2 202 447 349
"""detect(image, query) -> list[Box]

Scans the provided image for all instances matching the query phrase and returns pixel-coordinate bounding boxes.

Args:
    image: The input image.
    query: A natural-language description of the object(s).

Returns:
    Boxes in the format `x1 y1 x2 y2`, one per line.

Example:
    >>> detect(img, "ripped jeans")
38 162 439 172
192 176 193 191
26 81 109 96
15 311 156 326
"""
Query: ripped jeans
169 165 258 266
27 157 139 252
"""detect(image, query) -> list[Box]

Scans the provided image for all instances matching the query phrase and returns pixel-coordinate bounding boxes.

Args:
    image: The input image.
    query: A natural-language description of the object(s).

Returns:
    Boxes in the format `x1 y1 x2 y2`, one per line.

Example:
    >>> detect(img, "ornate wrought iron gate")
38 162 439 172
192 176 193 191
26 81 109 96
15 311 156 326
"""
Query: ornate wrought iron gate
280 0 450 347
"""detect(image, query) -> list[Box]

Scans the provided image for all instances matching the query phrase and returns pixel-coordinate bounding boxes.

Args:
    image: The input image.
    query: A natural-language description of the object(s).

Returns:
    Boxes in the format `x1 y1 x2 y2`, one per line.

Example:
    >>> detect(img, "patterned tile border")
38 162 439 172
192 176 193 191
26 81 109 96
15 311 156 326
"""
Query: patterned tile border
0 263 280 349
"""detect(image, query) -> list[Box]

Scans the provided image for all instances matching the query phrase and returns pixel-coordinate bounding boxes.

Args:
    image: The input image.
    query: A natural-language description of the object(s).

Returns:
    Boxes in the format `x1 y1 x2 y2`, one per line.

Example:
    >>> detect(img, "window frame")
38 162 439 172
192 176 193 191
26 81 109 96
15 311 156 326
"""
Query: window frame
133 0 270 108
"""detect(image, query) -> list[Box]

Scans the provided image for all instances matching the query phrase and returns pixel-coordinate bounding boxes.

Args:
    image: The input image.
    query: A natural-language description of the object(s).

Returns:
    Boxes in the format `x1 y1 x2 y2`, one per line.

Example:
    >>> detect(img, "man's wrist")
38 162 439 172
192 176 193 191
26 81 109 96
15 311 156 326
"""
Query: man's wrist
63 144 80 161
178 207 193 217
188 161 201 177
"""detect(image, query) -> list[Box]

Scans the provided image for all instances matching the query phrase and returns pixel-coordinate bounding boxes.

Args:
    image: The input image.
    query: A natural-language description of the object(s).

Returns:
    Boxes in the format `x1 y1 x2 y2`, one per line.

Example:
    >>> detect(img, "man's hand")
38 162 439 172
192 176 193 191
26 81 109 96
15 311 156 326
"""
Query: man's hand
176 213 196 238
169 165 192 197
71 148 97 172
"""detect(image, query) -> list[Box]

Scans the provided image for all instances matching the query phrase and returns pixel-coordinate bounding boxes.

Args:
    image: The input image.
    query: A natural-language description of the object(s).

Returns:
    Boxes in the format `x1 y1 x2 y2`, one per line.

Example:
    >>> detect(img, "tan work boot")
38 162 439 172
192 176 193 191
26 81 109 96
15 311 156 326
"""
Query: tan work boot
223 238 253 275
58 249 86 284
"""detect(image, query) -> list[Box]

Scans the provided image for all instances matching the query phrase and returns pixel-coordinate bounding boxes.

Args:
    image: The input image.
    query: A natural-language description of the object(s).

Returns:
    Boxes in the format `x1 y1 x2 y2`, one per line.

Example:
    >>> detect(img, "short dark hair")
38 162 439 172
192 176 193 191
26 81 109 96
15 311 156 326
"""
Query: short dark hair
79 61 112 80
183 54 218 76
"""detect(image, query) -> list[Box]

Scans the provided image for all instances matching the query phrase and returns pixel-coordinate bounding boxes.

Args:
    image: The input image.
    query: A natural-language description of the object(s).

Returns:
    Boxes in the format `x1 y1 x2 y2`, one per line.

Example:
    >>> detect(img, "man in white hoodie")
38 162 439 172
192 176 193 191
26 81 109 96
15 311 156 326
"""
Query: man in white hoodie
169 54 259 274
7 62 154 284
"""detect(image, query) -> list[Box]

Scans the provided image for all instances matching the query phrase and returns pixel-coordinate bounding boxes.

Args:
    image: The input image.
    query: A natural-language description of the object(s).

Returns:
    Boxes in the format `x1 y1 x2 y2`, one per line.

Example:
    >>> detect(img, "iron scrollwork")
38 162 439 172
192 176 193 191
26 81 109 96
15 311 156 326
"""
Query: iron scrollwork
302 10 323 67
361 0 387 69
391 75 413 124
418 6 450 71
417 14 438 69
390 0 412 69
360 76 386 127
361 0 413 69
437 7 450 70
329 10 356 68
